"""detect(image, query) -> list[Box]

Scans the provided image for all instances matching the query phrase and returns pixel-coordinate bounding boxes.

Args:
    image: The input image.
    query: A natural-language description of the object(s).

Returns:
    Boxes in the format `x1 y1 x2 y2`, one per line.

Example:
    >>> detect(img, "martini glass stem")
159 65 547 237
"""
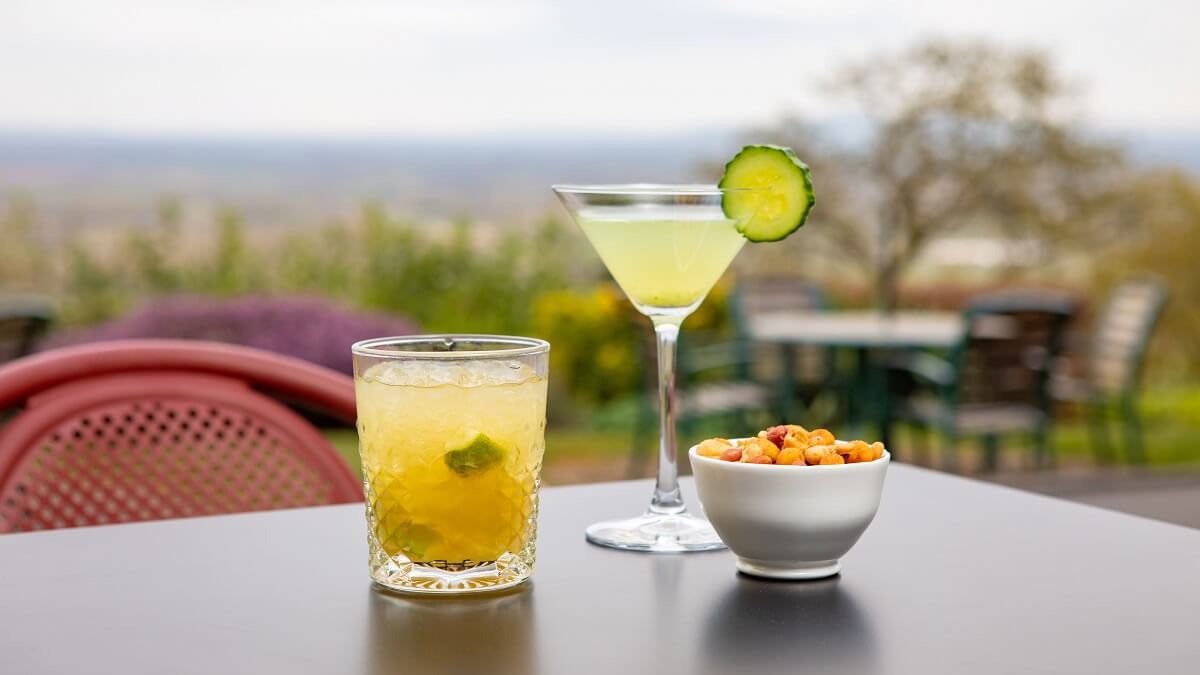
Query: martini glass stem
650 317 685 515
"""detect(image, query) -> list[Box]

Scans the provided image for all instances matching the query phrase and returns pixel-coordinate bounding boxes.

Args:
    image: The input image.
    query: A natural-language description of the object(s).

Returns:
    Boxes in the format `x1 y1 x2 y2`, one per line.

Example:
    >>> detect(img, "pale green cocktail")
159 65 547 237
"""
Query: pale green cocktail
554 185 764 552
552 151 814 553
577 207 746 313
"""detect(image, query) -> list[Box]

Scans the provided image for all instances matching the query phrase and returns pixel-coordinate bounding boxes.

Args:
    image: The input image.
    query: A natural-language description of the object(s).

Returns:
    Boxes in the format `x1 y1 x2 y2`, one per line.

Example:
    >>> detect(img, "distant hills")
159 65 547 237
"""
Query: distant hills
1 127 1196 237
0 130 739 236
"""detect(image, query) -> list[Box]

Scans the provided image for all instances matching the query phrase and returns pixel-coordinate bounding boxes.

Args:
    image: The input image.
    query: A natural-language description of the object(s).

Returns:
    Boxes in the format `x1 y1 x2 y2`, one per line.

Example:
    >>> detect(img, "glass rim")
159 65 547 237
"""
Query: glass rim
351 334 550 359
551 182 768 196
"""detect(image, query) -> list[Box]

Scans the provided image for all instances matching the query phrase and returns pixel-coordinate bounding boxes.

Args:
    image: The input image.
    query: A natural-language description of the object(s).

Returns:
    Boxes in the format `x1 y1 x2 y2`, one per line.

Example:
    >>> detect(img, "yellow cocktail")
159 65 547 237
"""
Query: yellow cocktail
352 336 549 593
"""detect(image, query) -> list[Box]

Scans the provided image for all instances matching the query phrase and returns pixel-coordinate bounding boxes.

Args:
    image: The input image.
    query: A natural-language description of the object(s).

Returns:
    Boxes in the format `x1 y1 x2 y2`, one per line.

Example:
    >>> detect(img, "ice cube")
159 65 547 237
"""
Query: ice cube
361 359 539 387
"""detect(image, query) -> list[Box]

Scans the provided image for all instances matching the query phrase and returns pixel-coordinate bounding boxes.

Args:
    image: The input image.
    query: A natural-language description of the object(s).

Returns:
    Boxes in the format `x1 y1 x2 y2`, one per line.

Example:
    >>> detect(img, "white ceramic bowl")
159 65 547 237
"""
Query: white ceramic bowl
689 439 889 580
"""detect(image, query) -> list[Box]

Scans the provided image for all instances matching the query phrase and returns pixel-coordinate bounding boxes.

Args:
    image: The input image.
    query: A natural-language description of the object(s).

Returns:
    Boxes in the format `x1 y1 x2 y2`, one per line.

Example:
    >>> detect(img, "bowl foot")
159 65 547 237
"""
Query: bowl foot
735 558 841 580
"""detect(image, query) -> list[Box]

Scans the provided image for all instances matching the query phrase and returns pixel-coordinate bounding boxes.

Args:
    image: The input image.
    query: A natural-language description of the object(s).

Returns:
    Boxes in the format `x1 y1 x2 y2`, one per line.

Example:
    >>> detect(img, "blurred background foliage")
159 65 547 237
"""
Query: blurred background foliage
2 39 1200 434
0 192 746 411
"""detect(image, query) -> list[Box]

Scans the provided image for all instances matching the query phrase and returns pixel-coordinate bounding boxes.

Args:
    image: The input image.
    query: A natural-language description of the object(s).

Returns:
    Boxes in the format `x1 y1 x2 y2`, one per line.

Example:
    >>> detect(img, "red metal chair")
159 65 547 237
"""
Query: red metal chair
0 340 363 534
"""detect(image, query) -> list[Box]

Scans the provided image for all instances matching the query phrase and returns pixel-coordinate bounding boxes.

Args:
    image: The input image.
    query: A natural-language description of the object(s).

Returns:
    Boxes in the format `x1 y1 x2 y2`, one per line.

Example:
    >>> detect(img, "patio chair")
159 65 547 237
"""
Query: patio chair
0 340 362 534
888 291 1077 470
0 296 54 364
729 277 836 417
1052 279 1168 463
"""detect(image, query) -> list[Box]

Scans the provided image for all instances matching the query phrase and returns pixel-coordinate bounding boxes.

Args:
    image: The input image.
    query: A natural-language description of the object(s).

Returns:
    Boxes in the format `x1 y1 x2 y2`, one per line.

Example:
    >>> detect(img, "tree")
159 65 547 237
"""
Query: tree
745 40 1129 309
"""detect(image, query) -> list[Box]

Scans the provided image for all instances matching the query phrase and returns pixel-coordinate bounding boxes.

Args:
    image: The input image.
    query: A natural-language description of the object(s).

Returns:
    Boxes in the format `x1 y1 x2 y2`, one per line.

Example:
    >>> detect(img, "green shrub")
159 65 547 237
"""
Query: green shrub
531 284 641 405
2 197 659 405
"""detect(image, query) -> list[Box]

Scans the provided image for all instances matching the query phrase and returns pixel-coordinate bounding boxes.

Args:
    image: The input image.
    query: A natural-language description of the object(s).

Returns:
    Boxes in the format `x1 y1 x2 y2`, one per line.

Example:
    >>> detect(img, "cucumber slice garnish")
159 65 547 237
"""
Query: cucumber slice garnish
719 145 814 243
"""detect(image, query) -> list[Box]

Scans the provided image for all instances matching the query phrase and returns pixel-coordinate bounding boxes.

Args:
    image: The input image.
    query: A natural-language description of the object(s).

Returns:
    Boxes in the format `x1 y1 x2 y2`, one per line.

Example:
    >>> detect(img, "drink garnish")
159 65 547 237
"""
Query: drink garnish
719 144 815 242
443 433 506 477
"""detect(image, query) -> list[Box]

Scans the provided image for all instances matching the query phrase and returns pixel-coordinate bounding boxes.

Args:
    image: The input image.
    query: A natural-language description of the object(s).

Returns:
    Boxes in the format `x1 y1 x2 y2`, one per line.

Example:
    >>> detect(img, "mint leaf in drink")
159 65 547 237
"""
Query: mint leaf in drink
443 433 506 477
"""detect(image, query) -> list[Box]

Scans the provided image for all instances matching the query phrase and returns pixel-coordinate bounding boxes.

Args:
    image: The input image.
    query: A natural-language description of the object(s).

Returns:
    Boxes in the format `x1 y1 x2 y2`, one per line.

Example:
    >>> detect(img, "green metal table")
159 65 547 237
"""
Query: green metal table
747 310 964 446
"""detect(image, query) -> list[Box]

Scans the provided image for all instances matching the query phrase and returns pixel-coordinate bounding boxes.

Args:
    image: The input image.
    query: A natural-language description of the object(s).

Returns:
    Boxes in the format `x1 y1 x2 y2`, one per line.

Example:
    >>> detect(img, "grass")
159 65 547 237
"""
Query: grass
1053 422 1200 465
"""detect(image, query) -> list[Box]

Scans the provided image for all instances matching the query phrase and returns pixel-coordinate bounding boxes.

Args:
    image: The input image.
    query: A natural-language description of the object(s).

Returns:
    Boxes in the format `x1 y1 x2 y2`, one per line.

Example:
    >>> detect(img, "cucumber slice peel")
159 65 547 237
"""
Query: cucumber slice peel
719 144 815 243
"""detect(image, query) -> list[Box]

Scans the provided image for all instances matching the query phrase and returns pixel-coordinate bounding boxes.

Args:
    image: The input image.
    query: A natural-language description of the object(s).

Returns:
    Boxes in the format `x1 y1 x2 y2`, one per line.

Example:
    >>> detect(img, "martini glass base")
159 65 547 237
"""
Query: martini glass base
585 511 726 552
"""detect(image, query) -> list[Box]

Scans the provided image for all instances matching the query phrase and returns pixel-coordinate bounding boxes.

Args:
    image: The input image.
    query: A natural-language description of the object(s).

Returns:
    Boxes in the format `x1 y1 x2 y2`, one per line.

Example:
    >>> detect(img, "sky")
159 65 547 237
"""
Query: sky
2 0 1199 138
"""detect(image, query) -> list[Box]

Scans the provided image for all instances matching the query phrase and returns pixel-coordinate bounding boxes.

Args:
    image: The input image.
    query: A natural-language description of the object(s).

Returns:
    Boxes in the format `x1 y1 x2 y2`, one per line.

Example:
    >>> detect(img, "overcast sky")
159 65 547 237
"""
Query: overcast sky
2 0 1198 138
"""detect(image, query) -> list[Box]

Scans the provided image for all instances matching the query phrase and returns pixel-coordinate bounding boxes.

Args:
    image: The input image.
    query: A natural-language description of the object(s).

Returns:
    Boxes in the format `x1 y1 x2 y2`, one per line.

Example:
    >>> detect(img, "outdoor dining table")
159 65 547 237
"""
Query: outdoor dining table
746 310 966 447
748 310 966 350
2 467 1195 674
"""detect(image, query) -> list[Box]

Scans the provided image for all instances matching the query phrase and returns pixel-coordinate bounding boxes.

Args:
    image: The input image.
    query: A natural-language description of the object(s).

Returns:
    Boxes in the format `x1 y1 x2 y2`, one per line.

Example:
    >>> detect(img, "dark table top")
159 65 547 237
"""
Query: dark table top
2 466 1196 674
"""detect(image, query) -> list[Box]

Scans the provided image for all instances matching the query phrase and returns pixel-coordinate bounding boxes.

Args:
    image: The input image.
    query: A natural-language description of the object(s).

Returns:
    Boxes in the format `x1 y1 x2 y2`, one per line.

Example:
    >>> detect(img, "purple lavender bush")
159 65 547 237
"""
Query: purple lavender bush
44 296 419 375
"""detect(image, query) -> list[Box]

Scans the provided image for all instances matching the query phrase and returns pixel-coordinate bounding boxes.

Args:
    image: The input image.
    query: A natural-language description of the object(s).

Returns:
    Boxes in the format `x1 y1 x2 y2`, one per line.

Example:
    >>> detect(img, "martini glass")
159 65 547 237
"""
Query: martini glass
553 184 763 552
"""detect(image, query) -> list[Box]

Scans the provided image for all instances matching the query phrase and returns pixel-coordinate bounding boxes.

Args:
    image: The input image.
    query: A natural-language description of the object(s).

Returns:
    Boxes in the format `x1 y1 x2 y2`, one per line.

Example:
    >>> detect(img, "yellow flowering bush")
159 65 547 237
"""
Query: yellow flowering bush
531 284 642 404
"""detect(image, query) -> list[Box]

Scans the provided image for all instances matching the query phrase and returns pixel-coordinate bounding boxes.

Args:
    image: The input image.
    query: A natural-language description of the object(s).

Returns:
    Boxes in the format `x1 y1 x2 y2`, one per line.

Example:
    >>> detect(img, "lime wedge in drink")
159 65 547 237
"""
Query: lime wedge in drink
443 433 506 477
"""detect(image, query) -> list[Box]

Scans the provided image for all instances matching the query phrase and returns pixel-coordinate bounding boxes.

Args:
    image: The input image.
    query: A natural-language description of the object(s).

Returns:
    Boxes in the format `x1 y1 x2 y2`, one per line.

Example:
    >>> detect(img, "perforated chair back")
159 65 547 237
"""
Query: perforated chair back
0 340 362 533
